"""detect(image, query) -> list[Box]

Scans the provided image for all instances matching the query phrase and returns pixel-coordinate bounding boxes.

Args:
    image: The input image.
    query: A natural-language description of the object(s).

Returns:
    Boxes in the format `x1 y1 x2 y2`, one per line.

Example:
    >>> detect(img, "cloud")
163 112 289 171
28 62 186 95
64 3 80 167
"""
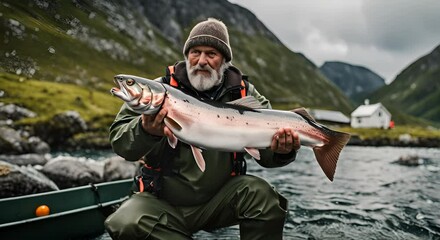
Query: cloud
229 0 440 83
362 0 440 53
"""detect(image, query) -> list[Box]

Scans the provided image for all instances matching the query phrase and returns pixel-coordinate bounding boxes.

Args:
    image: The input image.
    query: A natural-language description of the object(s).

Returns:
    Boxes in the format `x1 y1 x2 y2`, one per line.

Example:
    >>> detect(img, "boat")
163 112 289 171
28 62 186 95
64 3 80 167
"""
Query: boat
0 178 133 240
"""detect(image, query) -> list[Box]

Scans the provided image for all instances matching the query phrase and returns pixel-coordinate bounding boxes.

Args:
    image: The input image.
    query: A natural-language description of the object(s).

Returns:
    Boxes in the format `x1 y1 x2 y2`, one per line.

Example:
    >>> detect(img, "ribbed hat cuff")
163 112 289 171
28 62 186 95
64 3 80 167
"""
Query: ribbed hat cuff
183 35 232 62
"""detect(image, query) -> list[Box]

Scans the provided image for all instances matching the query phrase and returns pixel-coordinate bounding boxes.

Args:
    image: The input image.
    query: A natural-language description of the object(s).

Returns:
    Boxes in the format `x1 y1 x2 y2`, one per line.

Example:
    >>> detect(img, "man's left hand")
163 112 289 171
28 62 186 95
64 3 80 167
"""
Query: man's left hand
271 128 301 154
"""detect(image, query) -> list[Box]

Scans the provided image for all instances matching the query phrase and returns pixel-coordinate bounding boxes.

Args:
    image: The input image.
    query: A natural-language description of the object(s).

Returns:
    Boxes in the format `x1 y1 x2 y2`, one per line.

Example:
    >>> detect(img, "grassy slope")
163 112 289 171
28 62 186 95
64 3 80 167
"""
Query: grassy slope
370 45 440 123
0 72 121 130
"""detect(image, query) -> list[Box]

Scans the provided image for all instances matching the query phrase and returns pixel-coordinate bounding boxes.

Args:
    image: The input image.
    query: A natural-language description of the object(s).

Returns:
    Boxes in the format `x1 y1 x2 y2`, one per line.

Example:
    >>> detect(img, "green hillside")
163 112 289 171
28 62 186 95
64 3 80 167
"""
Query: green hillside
0 0 353 131
0 0 178 92
0 72 121 130
370 45 440 124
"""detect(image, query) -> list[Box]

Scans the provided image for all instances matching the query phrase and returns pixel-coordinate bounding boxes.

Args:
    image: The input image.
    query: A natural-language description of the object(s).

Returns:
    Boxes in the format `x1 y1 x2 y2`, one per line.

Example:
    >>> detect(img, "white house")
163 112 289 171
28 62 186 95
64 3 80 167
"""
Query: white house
351 101 392 129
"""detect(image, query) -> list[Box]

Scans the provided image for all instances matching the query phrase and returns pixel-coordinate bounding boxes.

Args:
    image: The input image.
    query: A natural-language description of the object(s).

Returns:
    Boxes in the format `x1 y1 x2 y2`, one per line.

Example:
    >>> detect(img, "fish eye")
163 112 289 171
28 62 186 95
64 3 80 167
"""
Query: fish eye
126 79 135 86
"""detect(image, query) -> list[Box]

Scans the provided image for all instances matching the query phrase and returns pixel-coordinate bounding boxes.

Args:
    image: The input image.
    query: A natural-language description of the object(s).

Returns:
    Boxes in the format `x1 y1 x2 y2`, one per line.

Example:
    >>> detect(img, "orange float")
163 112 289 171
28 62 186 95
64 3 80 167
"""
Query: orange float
35 205 50 217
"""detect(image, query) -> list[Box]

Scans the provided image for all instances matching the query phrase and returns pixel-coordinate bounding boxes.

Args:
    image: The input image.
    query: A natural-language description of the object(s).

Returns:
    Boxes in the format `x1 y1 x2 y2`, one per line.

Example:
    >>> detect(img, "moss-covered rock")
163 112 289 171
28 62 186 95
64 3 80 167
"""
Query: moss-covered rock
33 111 88 149
0 126 50 154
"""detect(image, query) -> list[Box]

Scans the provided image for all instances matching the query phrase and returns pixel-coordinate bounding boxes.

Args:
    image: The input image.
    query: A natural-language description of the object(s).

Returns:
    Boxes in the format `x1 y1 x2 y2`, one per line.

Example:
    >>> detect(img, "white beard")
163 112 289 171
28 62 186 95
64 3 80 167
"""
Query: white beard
186 60 229 91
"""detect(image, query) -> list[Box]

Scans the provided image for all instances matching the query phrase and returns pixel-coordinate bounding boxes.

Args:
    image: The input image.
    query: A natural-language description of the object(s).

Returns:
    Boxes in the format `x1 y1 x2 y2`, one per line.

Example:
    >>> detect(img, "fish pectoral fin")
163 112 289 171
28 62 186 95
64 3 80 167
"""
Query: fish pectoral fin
244 147 260 160
164 117 182 131
191 145 206 172
167 134 178 149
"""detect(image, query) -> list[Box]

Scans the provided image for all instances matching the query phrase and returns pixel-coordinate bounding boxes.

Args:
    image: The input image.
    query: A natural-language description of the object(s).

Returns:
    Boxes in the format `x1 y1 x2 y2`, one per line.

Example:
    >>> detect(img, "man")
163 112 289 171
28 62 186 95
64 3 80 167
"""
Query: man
105 18 300 240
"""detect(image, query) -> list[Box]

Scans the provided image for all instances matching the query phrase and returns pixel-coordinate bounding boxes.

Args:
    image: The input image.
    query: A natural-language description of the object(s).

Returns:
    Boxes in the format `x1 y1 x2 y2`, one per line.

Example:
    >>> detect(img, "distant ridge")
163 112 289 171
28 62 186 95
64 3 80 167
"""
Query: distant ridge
319 61 385 103
369 44 440 123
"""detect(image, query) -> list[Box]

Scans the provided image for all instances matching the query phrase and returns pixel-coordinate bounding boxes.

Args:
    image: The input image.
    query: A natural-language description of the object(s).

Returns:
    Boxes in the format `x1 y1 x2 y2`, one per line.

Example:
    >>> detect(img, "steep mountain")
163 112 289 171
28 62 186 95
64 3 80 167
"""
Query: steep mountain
319 61 385 103
370 44 440 123
0 0 353 118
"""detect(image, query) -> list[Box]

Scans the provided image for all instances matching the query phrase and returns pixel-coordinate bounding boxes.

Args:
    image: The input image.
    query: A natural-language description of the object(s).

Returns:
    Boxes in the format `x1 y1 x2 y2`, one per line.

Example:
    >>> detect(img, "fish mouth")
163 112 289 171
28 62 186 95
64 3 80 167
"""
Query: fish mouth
112 75 146 104
111 74 166 115
110 77 127 101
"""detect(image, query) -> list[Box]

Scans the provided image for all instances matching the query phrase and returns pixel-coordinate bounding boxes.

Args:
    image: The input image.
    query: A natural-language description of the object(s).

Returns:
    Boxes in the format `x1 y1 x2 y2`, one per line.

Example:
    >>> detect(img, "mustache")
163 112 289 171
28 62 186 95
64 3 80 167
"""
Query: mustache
191 64 214 72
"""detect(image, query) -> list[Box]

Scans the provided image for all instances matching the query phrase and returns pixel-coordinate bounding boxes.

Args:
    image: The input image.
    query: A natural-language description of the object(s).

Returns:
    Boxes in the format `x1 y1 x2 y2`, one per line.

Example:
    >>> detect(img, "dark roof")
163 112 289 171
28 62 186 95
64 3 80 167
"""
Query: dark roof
309 109 350 124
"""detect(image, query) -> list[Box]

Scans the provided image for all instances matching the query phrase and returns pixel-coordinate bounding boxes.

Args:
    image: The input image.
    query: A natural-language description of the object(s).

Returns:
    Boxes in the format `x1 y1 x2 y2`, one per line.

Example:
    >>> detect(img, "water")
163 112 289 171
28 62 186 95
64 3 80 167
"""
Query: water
94 146 440 239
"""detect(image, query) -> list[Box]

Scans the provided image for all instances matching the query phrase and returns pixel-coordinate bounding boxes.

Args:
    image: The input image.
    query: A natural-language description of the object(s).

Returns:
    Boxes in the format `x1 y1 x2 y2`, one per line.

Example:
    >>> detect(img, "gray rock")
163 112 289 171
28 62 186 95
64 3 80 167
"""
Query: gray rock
0 119 13 126
0 126 24 153
33 111 88 149
0 126 51 154
103 156 139 181
27 136 51 154
0 153 49 166
394 154 423 166
41 157 102 189
0 103 37 121
0 160 59 198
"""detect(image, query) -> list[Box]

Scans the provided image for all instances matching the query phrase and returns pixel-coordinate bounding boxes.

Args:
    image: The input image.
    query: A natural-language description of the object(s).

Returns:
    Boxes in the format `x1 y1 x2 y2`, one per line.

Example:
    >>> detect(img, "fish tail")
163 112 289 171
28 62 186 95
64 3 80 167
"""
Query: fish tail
312 129 351 181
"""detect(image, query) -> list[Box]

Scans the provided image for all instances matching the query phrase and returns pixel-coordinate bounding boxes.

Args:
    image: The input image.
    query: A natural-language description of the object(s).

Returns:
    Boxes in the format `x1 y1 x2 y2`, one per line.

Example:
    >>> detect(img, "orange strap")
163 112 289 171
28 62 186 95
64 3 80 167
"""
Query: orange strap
138 177 144 192
240 80 246 97
168 66 178 87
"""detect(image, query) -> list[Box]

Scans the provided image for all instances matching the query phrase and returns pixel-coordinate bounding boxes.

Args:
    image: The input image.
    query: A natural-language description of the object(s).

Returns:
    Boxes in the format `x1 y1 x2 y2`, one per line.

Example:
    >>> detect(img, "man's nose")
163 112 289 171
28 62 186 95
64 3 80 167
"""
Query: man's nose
198 52 208 66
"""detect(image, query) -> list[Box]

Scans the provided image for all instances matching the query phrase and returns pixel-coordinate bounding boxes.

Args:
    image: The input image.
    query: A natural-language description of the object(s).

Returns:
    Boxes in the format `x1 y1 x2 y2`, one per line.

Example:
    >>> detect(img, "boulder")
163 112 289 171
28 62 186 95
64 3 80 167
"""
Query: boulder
27 136 51 153
0 103 37 121
0 126 24 154
394 154 423 166
33 111 88 149
0 153 49 166
103 156 139 181
0 160 59 198
0 126 50 154
41 156 102 189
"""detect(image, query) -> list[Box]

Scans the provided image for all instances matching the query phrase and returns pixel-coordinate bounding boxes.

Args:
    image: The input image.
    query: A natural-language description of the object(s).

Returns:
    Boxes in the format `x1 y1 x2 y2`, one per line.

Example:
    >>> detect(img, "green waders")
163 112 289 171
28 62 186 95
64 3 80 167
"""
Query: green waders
105 175 288 240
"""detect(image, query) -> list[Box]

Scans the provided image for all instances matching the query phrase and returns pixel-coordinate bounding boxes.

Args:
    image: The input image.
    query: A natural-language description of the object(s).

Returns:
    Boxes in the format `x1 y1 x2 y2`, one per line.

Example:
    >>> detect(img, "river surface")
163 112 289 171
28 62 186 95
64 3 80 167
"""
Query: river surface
94 146 440 239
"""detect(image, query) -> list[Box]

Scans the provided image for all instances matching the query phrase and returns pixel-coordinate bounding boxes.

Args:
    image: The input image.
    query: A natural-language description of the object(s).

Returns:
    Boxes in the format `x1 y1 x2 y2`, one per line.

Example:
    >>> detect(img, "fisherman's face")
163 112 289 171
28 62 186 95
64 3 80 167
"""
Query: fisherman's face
186 46 227 91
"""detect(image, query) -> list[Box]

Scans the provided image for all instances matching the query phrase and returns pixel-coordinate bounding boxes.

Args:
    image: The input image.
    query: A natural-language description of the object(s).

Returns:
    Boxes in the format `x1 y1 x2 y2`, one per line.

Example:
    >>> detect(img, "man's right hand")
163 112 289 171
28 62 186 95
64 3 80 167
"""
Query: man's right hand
141 108 172 137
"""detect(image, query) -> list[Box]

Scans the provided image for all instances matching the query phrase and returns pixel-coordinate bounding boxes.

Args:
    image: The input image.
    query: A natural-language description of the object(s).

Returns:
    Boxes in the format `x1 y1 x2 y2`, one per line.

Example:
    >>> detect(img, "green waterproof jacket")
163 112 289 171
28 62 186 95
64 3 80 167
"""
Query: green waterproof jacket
109 62 296 206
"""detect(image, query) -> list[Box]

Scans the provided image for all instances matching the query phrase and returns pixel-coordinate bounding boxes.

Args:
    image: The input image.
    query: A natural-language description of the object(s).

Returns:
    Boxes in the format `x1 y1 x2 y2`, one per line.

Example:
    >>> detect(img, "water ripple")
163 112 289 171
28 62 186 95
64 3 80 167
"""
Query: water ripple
95 146 440 239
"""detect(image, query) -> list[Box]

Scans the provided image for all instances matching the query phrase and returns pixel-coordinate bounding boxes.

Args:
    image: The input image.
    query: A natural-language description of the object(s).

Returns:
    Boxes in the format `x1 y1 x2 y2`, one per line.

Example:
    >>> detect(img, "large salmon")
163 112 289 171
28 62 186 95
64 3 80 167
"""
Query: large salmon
111 74 351 181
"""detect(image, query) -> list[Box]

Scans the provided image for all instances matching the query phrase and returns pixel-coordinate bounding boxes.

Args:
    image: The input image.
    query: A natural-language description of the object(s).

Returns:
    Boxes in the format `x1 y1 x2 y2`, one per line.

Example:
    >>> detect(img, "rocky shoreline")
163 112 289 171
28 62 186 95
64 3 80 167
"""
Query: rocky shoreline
348 134 440 148
1 103 439 199
0 103 138 198
0 154 138 198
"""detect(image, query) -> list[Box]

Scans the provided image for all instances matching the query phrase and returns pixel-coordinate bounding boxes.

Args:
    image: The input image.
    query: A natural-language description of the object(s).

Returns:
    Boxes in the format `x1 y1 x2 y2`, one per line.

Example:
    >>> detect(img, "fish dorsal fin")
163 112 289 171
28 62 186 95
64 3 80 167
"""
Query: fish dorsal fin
291 108 316 122
227 96 263 109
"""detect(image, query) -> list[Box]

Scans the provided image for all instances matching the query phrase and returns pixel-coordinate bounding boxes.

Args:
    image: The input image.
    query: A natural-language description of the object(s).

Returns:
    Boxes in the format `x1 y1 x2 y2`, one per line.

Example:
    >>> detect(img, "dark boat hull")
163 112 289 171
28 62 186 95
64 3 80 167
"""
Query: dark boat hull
0 179 132 239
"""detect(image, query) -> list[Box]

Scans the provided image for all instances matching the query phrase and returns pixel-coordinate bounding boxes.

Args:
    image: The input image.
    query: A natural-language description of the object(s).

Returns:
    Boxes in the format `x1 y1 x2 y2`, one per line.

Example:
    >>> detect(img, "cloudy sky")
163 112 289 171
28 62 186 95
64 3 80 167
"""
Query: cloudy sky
229 0 440 83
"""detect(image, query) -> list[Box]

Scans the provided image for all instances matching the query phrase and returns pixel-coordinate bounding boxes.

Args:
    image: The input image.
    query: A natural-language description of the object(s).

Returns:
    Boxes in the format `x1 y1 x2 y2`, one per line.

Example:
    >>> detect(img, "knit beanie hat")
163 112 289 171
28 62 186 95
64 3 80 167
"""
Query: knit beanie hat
183 18 232 62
